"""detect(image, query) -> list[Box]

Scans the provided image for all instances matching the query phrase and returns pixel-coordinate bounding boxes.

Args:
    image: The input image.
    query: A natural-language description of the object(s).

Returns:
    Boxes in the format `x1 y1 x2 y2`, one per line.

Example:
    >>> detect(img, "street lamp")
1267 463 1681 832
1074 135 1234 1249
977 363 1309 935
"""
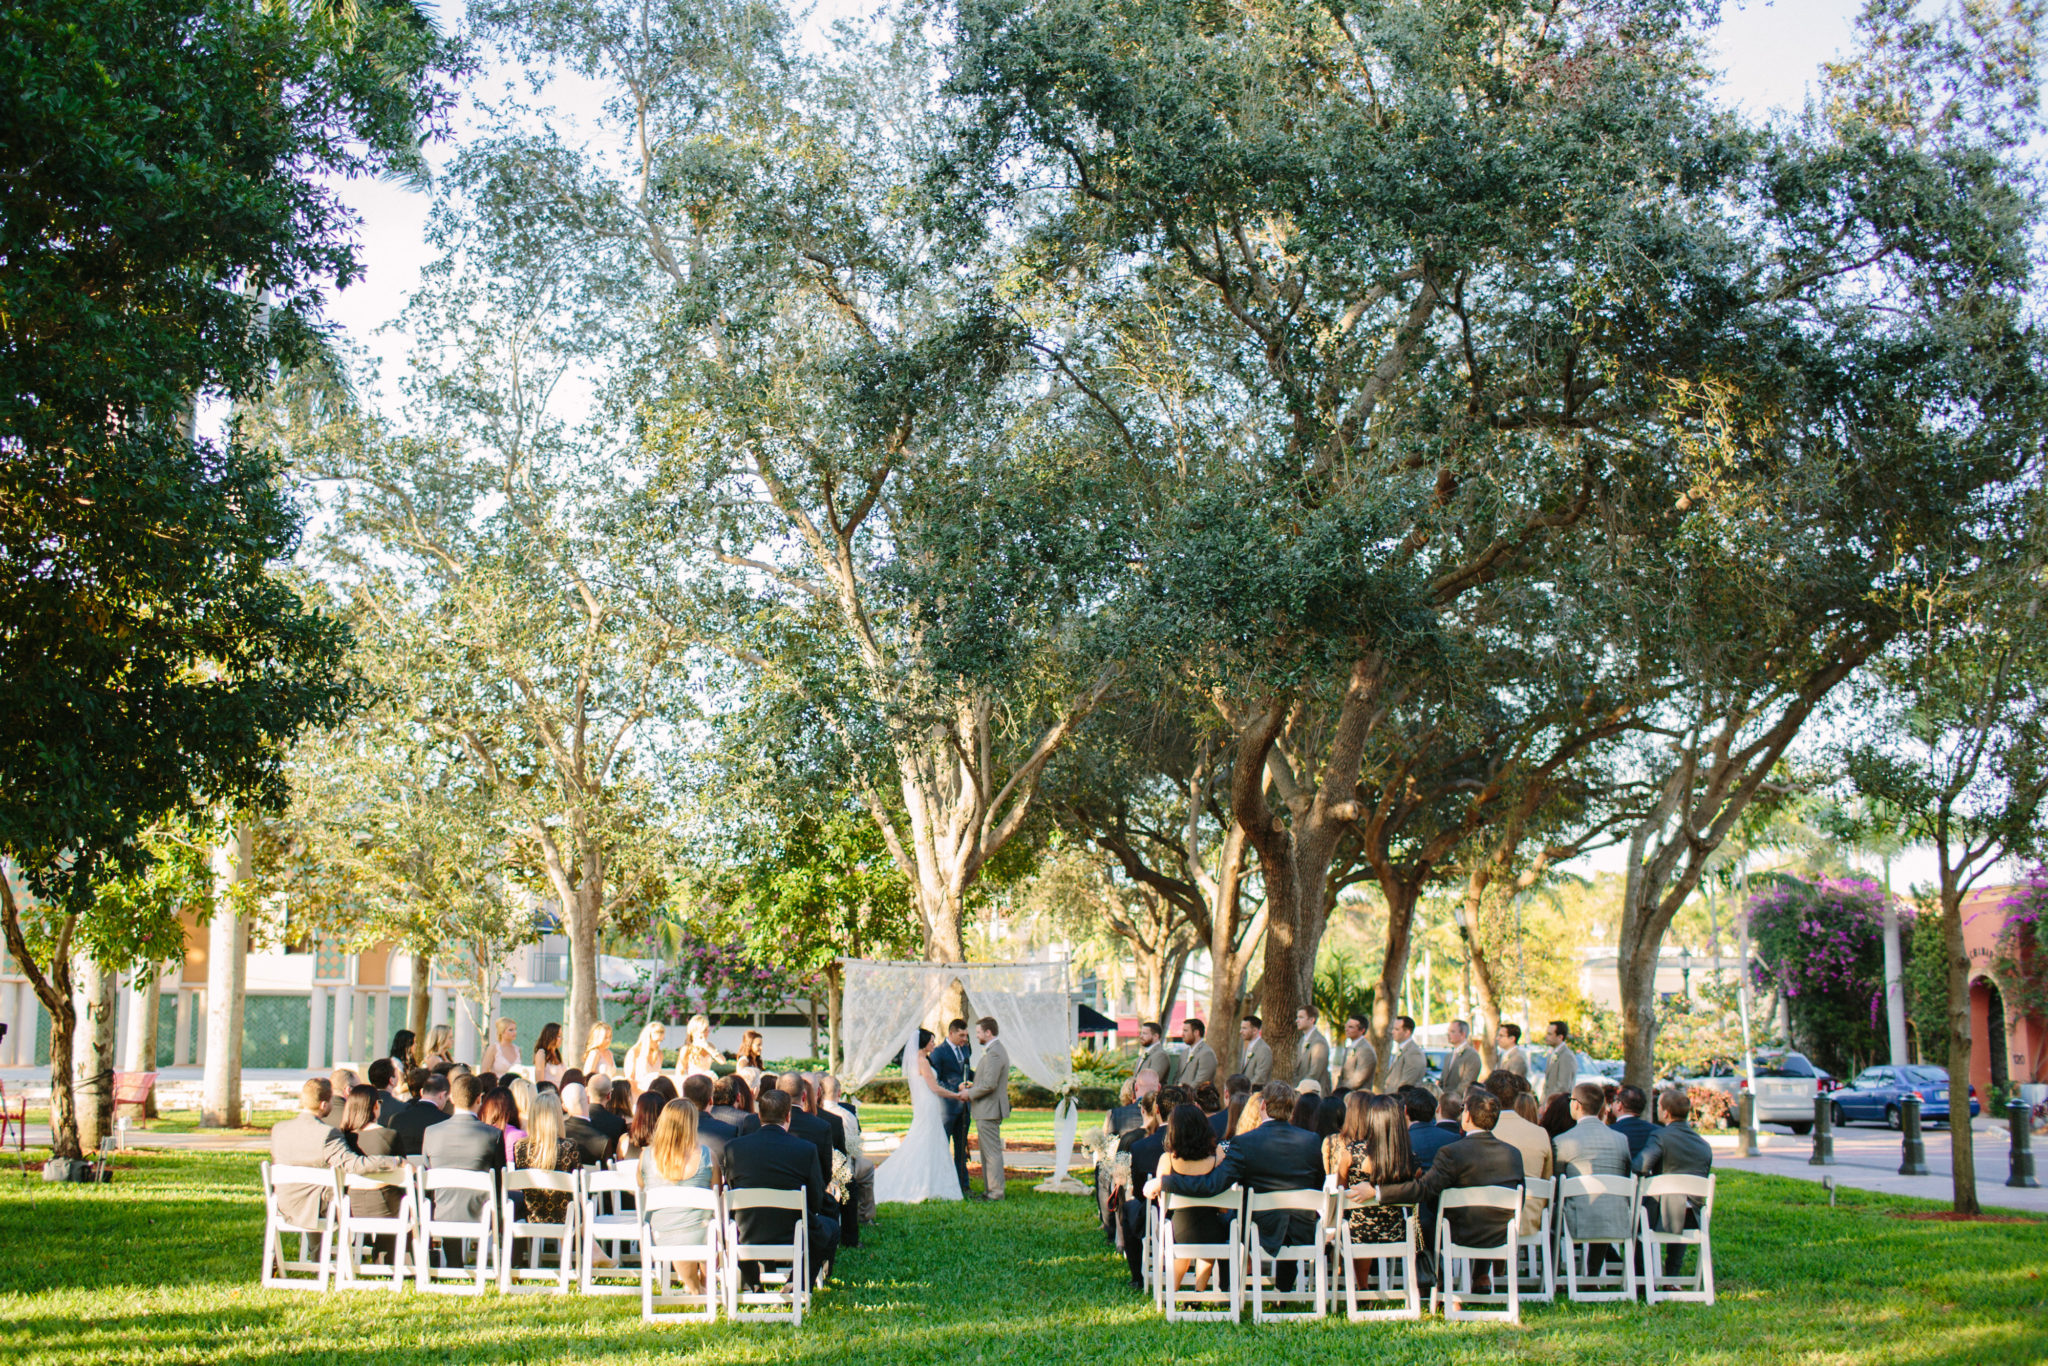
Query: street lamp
1680 946 1692 999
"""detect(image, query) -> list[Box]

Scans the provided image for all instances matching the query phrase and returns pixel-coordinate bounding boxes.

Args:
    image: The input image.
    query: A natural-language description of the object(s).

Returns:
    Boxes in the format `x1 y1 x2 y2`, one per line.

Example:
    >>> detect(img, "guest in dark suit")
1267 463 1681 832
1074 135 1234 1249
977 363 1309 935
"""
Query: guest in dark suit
560 1082 615 1164
931 1019 974 1195
365 1059 406 1126
1118 1096 1170 1287
590 1081 631 1147
777 1074 854 1248
419 1074 505 1268
680 1074 736 1167
722 1089 839 1290
1635 1088 1714 1273
1358 1091 1524 1290
1608 1084 1659 1161
1403 1087 1457 1169
391 1073 452 1156
710 1075 762 1136
1155 1082 1325 1291
1437 1093 1464 1136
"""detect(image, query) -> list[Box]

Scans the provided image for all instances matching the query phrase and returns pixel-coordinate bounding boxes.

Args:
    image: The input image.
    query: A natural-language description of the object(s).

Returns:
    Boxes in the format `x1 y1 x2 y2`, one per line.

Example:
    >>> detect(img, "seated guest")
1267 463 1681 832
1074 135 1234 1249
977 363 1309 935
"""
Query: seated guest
1157 1102 1228 1297
1352 1092 1523 1290
477 1086 523 1163
1194 1082 1224 1130
647 1075 679 1104
1437 1093 1464 1135
391 1072 452 1156
561 1067 587 1092
419 1073 505 1267
1634 1088 1713 1274
561 1082 613 1164
601 1079 634 1138
329 1068 359 1108
1292 1076 1323 1131
710 1075 762 1136
511 1091 582 1226
1403 1086 1458 1170
1317 1093 1347 1139
640 1097 715 1292
1537 1092 1574 1139
1117 1093 1168 1287
1484 1071 1553 1238
620 1090 667 1163
365 1059 405 1125
270 1079 402 1244
1608 1084 1658 1160
820 1075 876 1227
1154 1082 1325 1292
1325 1092 1415 1285
475 1072 498 1093
1554 1081 1634 1267
335 1082 404 1262
681 1074 734 1168
1103 1078 1142 1139
723 1088 839 1291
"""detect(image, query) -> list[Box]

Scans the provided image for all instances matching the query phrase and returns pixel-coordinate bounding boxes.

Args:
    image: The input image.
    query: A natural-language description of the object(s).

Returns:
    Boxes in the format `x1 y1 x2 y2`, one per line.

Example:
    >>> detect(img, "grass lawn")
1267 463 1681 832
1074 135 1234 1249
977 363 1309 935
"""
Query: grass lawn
0 1142 2043 1366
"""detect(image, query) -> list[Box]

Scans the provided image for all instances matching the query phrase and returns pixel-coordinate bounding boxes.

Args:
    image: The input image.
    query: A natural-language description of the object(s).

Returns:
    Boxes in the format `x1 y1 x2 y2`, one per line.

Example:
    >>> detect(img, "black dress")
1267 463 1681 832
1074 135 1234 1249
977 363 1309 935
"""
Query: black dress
1343 1141 1409 1245
1163 1159 1229 1246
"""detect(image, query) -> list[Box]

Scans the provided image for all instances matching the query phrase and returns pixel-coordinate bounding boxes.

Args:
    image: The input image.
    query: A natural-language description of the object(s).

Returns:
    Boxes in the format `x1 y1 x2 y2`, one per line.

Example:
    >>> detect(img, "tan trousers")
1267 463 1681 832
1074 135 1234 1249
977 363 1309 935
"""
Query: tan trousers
976 1118 1006 1198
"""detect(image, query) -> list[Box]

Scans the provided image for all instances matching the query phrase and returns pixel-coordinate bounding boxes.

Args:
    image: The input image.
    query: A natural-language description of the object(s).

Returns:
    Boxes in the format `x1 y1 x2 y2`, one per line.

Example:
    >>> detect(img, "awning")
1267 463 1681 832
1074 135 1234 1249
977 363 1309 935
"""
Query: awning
1076 1002 1117 1033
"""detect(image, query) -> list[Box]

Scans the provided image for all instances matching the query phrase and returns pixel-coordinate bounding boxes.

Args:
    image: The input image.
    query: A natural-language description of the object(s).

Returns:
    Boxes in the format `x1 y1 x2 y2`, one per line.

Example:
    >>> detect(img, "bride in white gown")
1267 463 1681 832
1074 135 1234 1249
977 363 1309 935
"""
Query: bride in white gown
872 1026 966 1204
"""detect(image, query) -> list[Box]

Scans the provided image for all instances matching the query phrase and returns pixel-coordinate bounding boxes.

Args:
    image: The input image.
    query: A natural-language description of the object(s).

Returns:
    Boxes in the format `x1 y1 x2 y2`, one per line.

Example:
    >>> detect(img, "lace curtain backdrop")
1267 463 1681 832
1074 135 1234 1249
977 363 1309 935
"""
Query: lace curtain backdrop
836 959 1074 1091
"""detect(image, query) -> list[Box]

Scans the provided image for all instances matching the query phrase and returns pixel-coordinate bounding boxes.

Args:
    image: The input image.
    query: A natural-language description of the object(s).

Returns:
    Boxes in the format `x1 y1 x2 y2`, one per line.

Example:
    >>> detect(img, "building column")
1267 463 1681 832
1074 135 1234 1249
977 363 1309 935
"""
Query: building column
172 988 193 1066
306 986 328 1071
122 970 158 1073
371 990 390 1065
191 988 208 1067
452 997 478 1067
330 981 354 1067
0 979 17 1066
432 986 449 1031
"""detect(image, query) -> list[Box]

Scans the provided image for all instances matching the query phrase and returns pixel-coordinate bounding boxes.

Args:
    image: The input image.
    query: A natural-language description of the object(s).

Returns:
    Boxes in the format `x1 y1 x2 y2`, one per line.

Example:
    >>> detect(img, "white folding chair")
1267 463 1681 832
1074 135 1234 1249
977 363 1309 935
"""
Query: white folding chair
1432 1186 1522 1324
1639 1173 1715 1306
337 1168 416 1291
499 1170 579 1294
1516 1186 1556 1302
1157 1187 1243 1321
1334 1192 1422 1322
260 1162 340 1291
1558 1173 1639 1302
723 1188 810 1324
415 1168 497 1295
580 1168 646 1296
1244 1189 1329 1321
1143 1195 1163 1308
641 1186 723 1322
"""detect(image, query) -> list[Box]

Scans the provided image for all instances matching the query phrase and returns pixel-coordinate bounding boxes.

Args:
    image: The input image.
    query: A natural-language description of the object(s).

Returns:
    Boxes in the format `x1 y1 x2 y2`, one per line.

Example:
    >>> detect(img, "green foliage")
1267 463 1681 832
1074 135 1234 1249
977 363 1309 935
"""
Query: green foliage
1746 875 1909 1077
1312 948 1376 1031
0 0 455 906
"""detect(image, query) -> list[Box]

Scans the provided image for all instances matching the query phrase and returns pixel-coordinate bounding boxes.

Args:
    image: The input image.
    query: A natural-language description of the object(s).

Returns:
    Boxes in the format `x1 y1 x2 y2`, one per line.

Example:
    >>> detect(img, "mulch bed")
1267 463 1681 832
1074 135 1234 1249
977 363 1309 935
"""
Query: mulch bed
1889 1210 2041 1224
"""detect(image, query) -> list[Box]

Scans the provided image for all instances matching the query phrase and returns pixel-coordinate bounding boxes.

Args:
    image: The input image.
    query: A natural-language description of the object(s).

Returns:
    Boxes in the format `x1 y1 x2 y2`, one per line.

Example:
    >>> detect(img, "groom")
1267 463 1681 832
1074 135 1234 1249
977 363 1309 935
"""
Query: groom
932 1018 975 1195
964 1017 1012 1201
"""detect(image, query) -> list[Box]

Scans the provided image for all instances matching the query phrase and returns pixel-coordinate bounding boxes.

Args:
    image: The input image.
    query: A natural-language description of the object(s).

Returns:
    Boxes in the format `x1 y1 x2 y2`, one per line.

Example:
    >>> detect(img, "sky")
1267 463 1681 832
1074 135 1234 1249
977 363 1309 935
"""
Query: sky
312 1 1998 893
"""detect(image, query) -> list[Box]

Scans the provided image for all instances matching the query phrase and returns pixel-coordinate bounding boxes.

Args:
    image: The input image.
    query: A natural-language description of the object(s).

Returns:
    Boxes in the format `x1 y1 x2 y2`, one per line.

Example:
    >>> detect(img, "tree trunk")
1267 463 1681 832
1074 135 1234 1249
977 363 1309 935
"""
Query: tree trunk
827 962 845 1075
1368 882 1421 1082
1450 877 1508 1072
74 956 119 1151
1616 905 1664 1089
563 881 602 1069
409 949 433 1041
1941 884 1979 1214
202 824 251 1129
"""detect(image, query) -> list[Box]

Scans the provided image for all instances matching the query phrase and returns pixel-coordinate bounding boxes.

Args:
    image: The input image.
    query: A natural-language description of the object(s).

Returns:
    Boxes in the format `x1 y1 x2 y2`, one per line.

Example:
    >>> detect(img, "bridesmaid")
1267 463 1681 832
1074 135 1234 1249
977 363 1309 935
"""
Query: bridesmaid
482 1017 522 1076
579 1021 617 1081
626 1021 668 1094
676 1014 722 1081
531 1022 566 1088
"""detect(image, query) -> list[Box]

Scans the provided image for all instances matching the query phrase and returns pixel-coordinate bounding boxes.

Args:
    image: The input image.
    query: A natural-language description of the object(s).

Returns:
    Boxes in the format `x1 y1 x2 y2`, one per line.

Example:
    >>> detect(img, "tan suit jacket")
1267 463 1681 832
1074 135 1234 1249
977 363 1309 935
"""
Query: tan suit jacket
268 1109 398 1228
967 1040 1012 1121
1497 1044 1531 1079
1439 1042 1481 1101
1136 1039 1172 1085
1240 1036 1273 1085
1296 1029 1332 1091
1542 1044 1580 1103
1384 1037 1426 1090
1336 1036 1377 1091
1492 1109 1555 1235
1179 1039 1218 1089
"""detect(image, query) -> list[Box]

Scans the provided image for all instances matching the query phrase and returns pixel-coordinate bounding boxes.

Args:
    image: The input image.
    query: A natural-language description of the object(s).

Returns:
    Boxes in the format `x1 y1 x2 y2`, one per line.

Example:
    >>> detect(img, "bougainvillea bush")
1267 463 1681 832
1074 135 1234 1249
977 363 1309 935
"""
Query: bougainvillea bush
1995 868 2048 1022
1747 875 1915 1077
607 929 819 1034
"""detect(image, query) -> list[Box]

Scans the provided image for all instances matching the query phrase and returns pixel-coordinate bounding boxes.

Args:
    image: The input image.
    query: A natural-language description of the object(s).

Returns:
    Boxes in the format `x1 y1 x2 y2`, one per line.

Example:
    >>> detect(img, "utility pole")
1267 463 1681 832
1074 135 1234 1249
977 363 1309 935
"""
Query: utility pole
1880 852 1909 1067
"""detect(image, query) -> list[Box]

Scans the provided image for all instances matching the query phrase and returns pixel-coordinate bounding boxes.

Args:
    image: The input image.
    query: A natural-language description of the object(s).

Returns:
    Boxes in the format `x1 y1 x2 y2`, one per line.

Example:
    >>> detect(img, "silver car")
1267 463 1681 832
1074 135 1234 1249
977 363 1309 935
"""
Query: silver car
1670 1050 1823 1134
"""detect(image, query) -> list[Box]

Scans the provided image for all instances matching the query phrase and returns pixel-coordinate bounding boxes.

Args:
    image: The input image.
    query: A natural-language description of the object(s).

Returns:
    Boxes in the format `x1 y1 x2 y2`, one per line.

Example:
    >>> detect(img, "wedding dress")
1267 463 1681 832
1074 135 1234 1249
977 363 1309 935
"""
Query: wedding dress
871 1027 963 1204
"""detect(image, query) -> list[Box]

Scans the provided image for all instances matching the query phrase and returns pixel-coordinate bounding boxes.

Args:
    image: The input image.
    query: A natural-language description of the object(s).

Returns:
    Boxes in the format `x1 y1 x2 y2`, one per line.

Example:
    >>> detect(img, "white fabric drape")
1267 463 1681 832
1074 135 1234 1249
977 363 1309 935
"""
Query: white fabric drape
837 959 1073 1091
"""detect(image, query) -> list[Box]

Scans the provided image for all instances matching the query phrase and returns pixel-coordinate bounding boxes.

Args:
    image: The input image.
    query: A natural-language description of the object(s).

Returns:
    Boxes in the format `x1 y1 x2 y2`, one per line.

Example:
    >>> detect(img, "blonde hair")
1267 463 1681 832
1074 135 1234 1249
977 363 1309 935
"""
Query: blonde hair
524 1092 565 1169
586 1021 613 1053
1240 1094 1267 1131
651 1098 704 1181
508 1076 537 1126
422 1024 454 1061
631 1021 666 1065
495 1016 517 1042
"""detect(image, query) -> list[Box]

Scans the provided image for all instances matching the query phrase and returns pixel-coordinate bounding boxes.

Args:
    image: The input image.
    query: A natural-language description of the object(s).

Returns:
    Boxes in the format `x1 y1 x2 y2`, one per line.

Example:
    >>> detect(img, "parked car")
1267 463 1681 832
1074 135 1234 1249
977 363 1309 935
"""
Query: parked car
1670 1050 1827 1134
1829 1064 1980 1129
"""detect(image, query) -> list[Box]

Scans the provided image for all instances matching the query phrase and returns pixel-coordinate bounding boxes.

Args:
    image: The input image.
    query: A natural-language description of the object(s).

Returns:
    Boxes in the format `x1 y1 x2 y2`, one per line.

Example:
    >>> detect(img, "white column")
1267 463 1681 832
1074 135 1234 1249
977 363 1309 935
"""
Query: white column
122 970 156 1073
306 987 328 1070
330 981 353 1068
172 988 193 1066
0 979 16 1066
371 990 390 1064
432 986 449 1030
1882 896 1909 1067
191 988 207 1066
452 997 478 1065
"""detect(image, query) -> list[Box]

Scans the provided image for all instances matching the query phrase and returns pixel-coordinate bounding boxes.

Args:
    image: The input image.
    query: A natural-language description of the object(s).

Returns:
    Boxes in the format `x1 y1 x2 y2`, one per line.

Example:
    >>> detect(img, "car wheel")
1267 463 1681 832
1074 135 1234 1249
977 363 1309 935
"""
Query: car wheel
1886 1104 1901 1130
1831 1102 1847 1127
1787 1121 1812 1136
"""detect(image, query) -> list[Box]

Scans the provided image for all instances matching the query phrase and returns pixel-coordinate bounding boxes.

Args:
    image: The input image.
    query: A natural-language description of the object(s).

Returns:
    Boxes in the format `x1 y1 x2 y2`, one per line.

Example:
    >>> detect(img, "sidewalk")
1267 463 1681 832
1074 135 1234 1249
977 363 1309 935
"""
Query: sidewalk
1724 1120 2047 1215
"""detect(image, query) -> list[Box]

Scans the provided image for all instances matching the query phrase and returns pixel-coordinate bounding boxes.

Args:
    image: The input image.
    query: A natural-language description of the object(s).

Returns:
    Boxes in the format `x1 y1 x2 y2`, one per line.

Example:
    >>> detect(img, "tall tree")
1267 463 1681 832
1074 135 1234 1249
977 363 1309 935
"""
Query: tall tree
0 0 450 1157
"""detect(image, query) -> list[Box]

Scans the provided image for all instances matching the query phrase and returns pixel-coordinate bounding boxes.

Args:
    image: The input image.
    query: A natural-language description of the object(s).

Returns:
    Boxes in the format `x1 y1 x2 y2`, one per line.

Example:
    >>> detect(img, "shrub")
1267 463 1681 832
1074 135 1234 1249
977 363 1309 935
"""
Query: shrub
1747 875 1913 1077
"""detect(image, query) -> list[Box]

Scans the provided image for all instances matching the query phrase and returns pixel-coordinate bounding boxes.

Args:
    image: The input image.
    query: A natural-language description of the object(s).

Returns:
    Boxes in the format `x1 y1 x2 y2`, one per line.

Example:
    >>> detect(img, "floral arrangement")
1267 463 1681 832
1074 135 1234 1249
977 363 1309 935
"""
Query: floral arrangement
1994 869 2048 1022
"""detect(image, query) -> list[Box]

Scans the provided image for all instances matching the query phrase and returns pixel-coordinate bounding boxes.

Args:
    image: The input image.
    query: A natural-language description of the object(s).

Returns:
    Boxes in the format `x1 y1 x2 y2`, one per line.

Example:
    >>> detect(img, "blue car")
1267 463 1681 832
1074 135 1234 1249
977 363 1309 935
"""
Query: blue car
1829 1064 1980 1129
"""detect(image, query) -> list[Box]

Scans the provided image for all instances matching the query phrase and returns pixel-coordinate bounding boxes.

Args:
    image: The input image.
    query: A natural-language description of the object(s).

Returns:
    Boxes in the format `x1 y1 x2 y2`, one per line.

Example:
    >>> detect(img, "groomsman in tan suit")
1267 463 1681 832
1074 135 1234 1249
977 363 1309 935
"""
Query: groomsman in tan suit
1541 1020 1580 1103
1178 1018 1218 1089
1336 1014 1377 1092
1135 1021 1173 1087
1384 1014 1426 1089
965 1017 1012 1200
1494 1022 1531 1079
1439 1019 1481 1101
1239 1017 1273 1086
1293 1007 1332 1092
